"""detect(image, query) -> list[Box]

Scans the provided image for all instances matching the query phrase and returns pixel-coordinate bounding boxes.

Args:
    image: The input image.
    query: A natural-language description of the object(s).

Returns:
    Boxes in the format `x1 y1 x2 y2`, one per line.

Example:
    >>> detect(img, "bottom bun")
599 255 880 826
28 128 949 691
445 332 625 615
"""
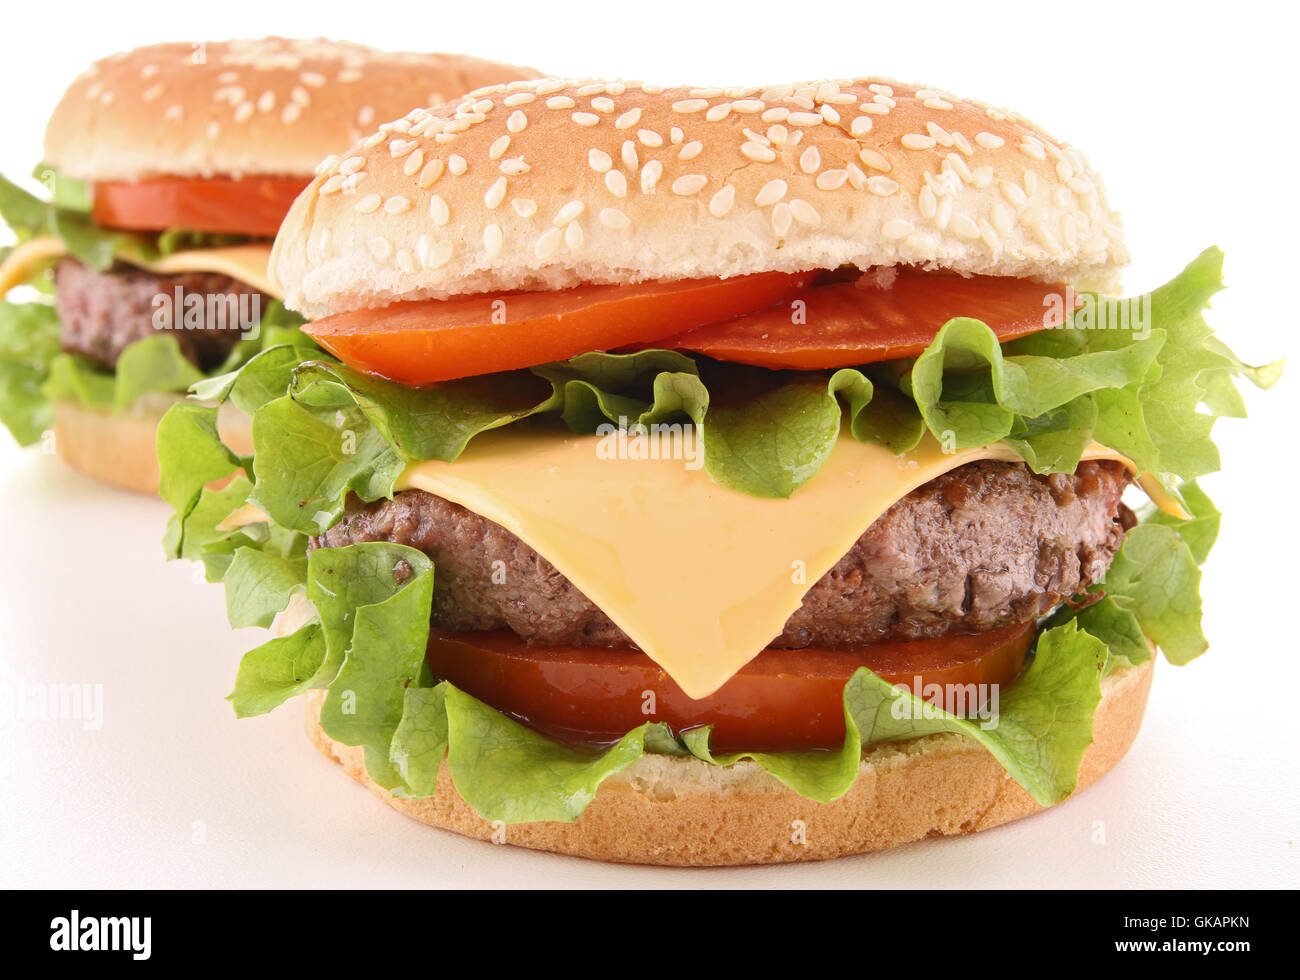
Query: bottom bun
304 657 1153 866
52 396 251 496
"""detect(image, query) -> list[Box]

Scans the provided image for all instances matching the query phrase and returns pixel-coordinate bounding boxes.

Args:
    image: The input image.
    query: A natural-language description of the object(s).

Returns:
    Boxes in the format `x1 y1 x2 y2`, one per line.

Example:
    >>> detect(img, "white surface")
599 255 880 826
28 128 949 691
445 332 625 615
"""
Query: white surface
1 0 1298 887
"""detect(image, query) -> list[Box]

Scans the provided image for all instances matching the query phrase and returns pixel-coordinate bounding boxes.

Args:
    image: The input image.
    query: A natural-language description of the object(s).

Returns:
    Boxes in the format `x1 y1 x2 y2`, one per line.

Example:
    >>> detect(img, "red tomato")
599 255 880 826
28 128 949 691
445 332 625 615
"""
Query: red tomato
653 269 1067 369
92 176 310 236
426 623 1034 752
303 271 812 384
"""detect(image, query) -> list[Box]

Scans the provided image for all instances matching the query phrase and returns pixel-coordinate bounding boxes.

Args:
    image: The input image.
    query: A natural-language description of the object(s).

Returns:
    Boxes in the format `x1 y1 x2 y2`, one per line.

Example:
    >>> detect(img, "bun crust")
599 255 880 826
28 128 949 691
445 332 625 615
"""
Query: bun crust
44 38 539 182
52 395 251 495
304 657 1153 866
272 77 1128 318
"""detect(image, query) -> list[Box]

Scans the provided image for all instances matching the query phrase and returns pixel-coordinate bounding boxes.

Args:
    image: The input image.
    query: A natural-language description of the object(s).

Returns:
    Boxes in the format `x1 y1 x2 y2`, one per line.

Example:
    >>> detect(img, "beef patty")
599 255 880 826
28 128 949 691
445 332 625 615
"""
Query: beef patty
54 256 268 370
310 458 1133 649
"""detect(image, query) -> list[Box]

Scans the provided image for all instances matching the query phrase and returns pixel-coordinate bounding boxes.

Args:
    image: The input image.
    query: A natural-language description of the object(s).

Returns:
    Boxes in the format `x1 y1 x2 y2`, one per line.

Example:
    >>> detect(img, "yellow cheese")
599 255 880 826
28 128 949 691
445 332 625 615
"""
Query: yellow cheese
397 429 1148 700
0 235 279 298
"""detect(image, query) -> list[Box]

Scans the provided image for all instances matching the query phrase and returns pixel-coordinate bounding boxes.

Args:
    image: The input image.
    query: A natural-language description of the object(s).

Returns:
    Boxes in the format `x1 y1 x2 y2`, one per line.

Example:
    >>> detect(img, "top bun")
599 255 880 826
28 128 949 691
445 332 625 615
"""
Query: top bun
271 77 1128 318
44 38 540 182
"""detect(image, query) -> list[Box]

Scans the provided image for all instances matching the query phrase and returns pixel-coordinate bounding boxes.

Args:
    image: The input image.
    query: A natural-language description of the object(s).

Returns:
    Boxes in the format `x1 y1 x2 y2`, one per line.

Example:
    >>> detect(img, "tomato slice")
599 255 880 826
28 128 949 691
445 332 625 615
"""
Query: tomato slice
426 623 1034 752
92 176 310 237
653 269 1067 370
303 271 811 384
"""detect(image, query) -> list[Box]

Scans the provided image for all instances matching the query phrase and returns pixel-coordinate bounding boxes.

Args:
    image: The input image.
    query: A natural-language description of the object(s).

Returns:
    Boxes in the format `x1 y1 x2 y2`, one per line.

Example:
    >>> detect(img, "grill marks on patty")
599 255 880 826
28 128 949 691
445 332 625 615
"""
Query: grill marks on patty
53 257 268 370
310 459 1133 649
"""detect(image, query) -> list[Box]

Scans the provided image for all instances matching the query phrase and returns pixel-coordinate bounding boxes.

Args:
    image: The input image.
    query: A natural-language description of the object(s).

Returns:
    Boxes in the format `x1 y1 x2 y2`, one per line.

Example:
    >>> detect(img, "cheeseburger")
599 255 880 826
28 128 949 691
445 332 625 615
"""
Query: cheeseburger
0 37 538 493
159 77 1277 865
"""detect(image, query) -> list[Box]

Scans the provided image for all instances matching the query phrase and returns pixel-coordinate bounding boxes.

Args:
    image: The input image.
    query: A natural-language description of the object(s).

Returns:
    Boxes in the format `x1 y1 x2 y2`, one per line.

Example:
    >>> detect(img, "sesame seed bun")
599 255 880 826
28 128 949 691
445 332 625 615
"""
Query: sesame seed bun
43 38 540 183
270 77 1128 318
303 657 1152 866
50 395 251 496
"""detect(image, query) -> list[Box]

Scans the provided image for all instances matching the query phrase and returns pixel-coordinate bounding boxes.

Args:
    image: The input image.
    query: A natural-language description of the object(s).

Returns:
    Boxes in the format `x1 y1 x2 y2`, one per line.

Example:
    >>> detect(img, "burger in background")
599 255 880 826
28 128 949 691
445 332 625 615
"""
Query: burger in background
0 37 538 493
160 77 1278 864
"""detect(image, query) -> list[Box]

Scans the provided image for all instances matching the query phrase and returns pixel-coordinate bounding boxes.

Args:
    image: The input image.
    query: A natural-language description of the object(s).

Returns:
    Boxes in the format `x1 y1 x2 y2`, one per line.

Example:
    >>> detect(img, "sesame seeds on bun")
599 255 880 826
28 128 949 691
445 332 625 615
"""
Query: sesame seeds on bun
43 38 541 182
270 77 1129 318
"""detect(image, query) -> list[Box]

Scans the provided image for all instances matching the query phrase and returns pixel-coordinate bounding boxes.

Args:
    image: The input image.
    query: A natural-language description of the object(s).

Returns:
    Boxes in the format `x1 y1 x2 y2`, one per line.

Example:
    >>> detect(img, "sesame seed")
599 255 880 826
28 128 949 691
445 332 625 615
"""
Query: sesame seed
952 132 973 156
390 139 417 158
673 174 708 196
341 173 366 193
507 110 528 133
384 196 411 214
1068 176 1094 195
339 156 365 175
503 92 535 106
300 71 326 87
761 106 789 123
589 148 613 172
924 97 954 111
856 148 891 172
861 104 889 116
615 107 642 129
819 105 840 124
395 248 417 275
788 111 823 127
755 179 787 206
767 124 788 146
500 158 530 175
448 155 467 176
419 159 444 188
926 122 955 147
709 185 736 217
901 133 937 150
234 101 254 123
770 202 793 236
706 103 732 122
850 116 873 138
641 160 663 193
591 96 615 113
741 141 777 163
554 200 586 226
355 194 382 214
867 176 899 196
366 237 392 261
281 103 301 124
428 241 454 269
672 99 708 113
490 135 511 159
547 95 575 109
815 169 848 191
678 141 703 161
257 90 275 113
846 163 867 189
789 199 821 226
732 98 765 113
919 186 938 219
1020 140 1047 160
576 82 604 97
403 149 424 177
484 224 504 257
950 214 979 239
513 198 538 217
638 129 664 147
429 195 450 225
319 175 344 195
572 112 600 127
621 141 639 170
604 170 628 198
599 207 631 230
882 218 913 239
565 221 584 249
1000 181 1028 207
535 227 562 259
485 178 507 209
799 145 821 174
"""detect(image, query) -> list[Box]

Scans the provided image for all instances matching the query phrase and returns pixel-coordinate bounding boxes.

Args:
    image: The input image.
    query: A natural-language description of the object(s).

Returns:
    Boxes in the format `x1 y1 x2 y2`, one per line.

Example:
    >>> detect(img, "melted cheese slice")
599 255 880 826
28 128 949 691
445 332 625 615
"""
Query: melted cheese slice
0 235 279 297
397 429 1168 700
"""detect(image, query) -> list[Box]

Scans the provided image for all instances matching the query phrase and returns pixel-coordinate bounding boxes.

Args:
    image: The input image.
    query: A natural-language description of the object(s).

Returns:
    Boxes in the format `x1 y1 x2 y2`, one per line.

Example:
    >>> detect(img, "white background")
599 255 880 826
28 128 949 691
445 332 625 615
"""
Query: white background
1 0 1296 887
